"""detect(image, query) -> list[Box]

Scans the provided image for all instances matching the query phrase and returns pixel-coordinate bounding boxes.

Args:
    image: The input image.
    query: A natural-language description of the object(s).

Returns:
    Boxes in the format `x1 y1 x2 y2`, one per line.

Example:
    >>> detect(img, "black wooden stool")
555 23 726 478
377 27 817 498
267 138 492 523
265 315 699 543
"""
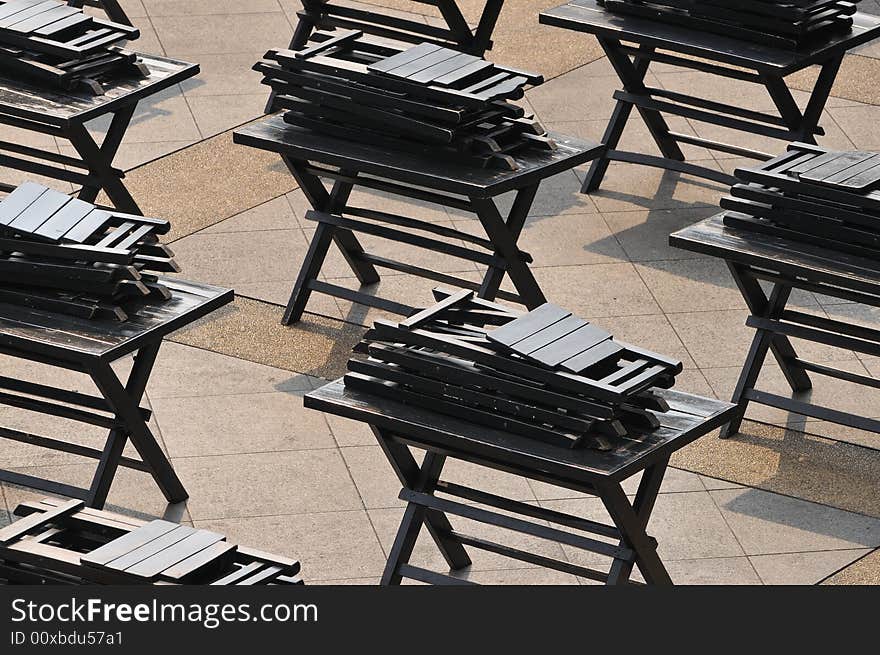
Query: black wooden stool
539 0 880 191
234 116 602 325
671 213 880 440
306 379 735 585
0 53 198 214
0 279 232 508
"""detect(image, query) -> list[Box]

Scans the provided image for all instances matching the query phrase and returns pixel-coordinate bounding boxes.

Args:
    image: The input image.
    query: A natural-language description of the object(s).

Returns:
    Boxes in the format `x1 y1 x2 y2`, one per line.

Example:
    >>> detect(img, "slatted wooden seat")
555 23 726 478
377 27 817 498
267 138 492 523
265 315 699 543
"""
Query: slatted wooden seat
0 0 141 93
539 1 880 192
0 498 303 585
258 30 552 171
0 183 178 320
720 143 880 260
347 288 682 449
0 53 198 213
600 0 859 50
268 0 505 111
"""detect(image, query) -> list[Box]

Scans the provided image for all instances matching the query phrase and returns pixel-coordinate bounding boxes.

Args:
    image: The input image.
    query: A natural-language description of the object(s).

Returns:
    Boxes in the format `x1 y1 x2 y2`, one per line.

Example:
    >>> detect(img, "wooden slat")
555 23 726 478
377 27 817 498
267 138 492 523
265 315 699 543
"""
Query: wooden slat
0 498 83 545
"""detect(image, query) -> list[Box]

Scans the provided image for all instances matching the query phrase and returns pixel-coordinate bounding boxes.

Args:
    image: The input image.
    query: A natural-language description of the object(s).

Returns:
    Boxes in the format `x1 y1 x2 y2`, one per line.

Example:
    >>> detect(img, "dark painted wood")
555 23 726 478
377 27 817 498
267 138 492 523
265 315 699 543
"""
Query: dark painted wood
540 1 873 191
306 379 734 585
2 499 303 585
671 212 880 440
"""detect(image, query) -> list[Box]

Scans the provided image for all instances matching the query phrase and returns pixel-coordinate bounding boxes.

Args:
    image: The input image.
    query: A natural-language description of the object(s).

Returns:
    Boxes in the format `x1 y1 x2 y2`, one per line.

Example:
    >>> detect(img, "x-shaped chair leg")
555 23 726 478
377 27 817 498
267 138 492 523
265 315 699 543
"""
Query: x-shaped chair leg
87 346 187 507
472 188 546 309
281 159 381 324
379 446 470 585
582 39 684 193
600 457 671 585
722 270 801 438
67 105 140 214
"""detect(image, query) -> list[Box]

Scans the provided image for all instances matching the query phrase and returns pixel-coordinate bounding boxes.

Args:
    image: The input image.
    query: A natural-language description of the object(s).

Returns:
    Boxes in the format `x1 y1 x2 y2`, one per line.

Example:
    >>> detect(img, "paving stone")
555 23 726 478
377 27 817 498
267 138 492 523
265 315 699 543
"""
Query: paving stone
168 297 363 380
147 341 314 399
581 161 729 214
152 13 293 56
703 359 880 428
542 491 744 566
665 557 762 585
822 548 880 585
187 93 268 138
512 213 627 267
604 207 717 262
152 390 336 457
711 487 880 555
173 449 363 520
203 195 302 233
533 263 661 318
750 549 871 585
196 510 387 581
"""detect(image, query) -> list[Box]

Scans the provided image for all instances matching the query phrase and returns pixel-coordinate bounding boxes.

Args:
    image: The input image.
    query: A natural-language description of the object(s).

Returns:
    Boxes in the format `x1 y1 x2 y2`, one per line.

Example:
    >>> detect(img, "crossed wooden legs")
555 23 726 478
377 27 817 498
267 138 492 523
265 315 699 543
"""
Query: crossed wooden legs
0 342 187 509
374 427 672 586
67 105 141 214
721 263 811 438
581 37 843 193
281 159 546 325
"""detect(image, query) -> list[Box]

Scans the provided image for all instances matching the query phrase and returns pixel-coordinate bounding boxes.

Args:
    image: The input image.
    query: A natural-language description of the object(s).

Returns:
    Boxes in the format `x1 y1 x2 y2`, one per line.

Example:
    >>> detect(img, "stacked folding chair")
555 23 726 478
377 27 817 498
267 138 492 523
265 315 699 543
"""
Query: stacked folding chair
600 0 861 49
721 142 880 259
0 182 179 320
257 29 555 170
346 289 683 450
0 0 144 93
0 498 304 585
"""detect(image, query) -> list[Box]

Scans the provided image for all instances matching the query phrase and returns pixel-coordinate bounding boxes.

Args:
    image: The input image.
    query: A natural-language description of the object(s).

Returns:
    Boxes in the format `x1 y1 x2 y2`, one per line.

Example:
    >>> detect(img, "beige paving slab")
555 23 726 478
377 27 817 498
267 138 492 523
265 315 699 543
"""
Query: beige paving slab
671 420 880 518
822 549 880 584
581 161 729 214
532 262 661 318
711 487 880 555
152 13 293 56
604 207 717 263
172 448 362 520
664 557 762 585
789 54 880 106
195 510 388 582
187 93 268 138
119 127 297 242
202 195 302 233
152 390 337 458
147 341 314 399
168 296 364 380
542 491 745 566
750 549 871 585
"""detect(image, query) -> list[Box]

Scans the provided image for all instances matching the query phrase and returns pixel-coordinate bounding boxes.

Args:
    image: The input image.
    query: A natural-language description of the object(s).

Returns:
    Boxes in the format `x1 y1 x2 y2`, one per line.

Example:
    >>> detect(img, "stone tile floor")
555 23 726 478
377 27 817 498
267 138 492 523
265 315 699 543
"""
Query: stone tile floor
2 0 880 584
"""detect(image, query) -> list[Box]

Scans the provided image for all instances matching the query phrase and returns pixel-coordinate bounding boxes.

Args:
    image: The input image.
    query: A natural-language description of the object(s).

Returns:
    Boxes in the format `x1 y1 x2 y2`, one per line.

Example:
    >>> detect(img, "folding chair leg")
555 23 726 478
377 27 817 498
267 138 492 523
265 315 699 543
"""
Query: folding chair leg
86 342 160 508
600 470 671 586
602 39 684 163
472 195 546 309
88 355 187 504
285 158 380 285
381 452 456 585
373 428 471 570
721 281 794 438
283 221 335 325
67 106 140 214
728 263 810 392
477 184 538 303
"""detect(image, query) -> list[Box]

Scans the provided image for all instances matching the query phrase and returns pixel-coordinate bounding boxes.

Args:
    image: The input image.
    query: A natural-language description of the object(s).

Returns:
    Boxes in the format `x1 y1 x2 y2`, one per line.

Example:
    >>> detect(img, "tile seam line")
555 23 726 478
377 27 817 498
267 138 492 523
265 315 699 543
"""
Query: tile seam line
815 545 880 584
705 484 880 524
